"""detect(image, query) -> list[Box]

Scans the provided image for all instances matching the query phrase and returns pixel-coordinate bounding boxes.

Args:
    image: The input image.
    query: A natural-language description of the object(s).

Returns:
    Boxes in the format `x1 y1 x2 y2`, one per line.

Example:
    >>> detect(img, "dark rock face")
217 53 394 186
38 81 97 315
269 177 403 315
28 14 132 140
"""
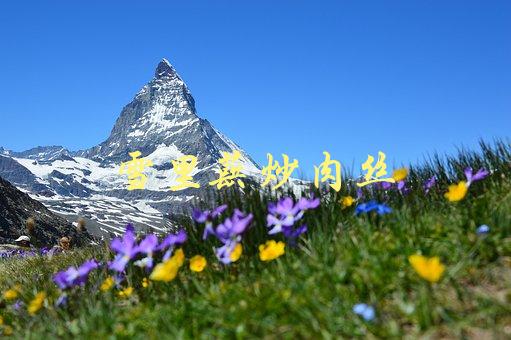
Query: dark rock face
0 156 52 194
0 176 93 247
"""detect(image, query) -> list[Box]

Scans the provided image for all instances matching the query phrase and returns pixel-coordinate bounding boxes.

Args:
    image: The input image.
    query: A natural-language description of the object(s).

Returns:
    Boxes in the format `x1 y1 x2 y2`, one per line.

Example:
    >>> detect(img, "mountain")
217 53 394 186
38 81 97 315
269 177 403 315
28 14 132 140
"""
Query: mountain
0 59 269 237
0 176 94 247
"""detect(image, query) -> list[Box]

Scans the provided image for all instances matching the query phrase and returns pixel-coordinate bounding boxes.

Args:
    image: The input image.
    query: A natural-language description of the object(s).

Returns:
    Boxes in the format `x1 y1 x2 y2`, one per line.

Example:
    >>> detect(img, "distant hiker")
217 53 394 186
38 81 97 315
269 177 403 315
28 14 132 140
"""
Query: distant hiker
59 237 71 251
14 235 32 248
47 236 71 257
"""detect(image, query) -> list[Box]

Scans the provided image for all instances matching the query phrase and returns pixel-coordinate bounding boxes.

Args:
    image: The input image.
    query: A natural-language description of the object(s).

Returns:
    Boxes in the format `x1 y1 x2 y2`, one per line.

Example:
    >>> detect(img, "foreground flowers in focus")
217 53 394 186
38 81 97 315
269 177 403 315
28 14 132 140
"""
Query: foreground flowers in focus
444 181 468 202
259 240 286 261
189 255 207 272
408 254 445 283
150 249 185 282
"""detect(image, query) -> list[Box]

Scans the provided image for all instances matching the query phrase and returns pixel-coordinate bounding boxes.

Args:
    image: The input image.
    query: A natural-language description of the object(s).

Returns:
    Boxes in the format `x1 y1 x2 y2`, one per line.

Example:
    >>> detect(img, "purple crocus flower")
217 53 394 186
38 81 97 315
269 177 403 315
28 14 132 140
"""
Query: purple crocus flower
109 225 139 272
53 259 99 289
55 294 68 307
266 196 319 243
380 181 393 190
193 204 228 240
134 234 158 269
212 210 253 264
397 181 411 195
424 176 436 194
464 167 489 185
215 239 239 264
356 187 364 200
215 209 253 243
157 229 187 260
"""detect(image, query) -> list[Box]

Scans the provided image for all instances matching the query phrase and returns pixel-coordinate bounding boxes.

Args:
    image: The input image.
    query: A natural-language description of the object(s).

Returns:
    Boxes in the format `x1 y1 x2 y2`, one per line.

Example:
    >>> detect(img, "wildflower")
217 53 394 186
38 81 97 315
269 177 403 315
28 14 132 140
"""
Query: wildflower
3 288 19 301
230 243 243 262
397 180 410 195
213 210 253 264
380 181 392 190
109 224 139 272
141 278 149 288
444 181 468 202
55 294 68 307
266 196 319 243
353 303 375 321
476 224 490 235
340 196 354 208
53 259 99 290
12 300 23 311
157 229 187 261
28 292 46 315
3 325 13 336
150 249 185 282
424 176 436 193
409 254 445 283
392 168 408 182
192 204 227 240
0 315 2 325
464 167 489 185
100 276 115 292
189 255 207 272
117 287 134 298
173 248 185 267
134 234 158 269
259 240 285 261
355 201 392 215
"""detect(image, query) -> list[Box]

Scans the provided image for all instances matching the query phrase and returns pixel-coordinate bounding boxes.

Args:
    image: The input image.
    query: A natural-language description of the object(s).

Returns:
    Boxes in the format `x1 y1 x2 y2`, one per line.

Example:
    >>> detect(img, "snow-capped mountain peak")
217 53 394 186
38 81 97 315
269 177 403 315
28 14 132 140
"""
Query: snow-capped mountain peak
0 58 262 237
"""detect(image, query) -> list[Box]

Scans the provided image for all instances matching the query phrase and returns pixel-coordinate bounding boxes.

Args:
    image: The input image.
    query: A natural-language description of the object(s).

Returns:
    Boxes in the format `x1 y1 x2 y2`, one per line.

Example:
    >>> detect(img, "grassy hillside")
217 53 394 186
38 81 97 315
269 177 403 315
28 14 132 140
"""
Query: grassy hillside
1 141 510 339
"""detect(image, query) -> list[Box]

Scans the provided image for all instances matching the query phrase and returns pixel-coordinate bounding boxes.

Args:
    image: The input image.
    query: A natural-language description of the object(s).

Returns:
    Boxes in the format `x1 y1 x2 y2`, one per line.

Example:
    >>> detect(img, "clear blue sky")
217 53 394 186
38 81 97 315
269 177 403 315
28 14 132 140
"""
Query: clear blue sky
1 0 510 178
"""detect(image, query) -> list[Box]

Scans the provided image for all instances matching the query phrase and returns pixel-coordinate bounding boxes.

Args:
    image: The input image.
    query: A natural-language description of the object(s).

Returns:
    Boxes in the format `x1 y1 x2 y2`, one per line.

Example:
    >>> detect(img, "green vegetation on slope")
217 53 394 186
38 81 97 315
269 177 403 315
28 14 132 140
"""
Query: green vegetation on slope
1 140 510 339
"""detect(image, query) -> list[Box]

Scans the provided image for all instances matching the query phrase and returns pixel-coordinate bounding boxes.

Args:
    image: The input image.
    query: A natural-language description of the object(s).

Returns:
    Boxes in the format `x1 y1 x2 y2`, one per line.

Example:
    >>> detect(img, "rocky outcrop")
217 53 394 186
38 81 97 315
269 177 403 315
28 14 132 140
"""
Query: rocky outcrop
0 176 94 247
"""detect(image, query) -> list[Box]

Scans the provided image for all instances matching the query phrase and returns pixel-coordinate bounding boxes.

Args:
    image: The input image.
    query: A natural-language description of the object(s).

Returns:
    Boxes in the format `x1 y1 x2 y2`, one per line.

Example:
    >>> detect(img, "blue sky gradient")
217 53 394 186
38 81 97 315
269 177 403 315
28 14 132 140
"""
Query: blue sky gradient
0 0 509 178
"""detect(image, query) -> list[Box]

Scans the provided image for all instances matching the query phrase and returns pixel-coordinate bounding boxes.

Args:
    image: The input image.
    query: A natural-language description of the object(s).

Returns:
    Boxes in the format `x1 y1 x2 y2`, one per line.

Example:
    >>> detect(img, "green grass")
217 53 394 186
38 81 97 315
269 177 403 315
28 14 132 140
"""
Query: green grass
1 140 511 339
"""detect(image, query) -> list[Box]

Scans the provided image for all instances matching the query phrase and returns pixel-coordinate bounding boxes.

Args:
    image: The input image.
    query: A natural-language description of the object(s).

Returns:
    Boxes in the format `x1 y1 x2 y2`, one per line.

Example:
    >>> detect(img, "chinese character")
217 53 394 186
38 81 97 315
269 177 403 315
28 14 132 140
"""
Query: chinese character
119 151 153 190
314 151 342 191
261 153 299 189
209 150 246 189
357 151 395 187
170 155 200 191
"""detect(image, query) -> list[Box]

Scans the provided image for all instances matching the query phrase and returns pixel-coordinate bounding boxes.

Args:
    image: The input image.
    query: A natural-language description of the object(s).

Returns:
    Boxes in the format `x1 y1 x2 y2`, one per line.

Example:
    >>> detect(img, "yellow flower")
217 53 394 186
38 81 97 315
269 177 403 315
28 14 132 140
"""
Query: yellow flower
3 289 18 301
259 240 285 262
444 181 468 202
339 195 354 208
409 254 445 283
3 325 13 336
0 315 3 325
28 292 46 315
150 249 185 282
392 168 408 182
230 243 243 262
189 255 207 272
100 276 115 292
173 248 186 267
117 287 134 298
142 278 149 288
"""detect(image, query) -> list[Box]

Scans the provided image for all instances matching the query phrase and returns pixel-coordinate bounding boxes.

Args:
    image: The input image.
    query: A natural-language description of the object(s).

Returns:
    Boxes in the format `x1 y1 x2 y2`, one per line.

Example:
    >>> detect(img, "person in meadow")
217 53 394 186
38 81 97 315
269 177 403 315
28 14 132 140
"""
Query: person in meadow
47 236 71 257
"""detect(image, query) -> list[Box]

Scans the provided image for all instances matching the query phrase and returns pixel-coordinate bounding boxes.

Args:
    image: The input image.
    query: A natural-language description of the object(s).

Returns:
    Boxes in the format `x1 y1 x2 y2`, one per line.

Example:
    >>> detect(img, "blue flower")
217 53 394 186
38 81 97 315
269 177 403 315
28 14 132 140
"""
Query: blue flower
355 201 392 216
476 224 490 235
353 303 375 321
